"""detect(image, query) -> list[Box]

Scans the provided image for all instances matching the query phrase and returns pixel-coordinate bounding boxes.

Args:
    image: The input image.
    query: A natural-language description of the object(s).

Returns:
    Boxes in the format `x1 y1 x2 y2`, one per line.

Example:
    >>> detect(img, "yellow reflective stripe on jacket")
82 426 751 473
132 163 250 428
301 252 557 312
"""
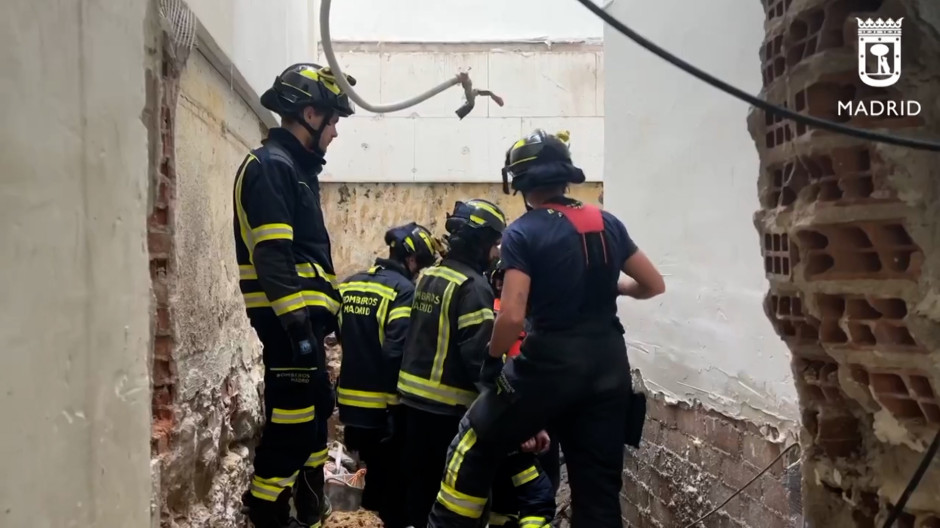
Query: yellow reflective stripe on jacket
397 371 477 407
240 263 336 288
296 262 338 288
243 290 340 315
251 223 293 244
511 466 539 487
339 281 396 301
386 392 401 405
456 308 494 330
388 306 411 322
337 387 388 409
377 297 390 347
437 481 486 519
270 405 316 424
234 154 260 263
423 266 468 284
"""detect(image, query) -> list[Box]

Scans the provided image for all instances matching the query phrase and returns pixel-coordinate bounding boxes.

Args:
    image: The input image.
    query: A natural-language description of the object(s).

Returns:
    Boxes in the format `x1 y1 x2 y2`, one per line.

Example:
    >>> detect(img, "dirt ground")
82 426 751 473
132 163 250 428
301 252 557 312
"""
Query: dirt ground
324 510 384 528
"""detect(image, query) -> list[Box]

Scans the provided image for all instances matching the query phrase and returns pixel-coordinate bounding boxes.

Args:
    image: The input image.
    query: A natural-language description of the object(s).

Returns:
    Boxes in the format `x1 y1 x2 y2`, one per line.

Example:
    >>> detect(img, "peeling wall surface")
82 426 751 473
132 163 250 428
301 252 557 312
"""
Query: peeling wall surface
0 0 153 526
322 182 604 280
324 0 603 41
156 50 266 528
320 43 604 183
604 0 799 427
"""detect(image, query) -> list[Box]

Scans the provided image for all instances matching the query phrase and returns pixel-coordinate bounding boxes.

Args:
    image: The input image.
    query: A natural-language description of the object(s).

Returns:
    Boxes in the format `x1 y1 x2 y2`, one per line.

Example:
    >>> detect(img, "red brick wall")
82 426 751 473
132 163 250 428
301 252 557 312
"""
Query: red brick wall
148 53 181 461
621 394 802 528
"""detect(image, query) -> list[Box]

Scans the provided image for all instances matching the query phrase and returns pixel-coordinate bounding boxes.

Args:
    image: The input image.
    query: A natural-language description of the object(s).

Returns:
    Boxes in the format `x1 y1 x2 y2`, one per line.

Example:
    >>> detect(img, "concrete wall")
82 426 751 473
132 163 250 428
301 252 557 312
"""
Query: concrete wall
604 0 798 427
324 0 603 41
323 182 605 280
151 48 266 528
320 42 604 184
0 0 153 526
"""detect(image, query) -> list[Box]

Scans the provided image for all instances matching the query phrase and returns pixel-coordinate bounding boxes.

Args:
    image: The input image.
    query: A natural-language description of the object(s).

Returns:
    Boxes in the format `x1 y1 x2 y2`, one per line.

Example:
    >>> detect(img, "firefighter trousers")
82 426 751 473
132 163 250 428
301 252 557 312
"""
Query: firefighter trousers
246 313 334 523
402 406 463 527
488 451 556 527
344 409 407 528
427 323 633 528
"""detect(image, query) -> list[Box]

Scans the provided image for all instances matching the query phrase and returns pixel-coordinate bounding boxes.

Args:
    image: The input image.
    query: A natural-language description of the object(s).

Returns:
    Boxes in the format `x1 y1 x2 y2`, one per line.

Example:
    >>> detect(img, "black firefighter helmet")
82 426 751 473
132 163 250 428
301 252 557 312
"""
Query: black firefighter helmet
501 129 586 195
385 222 442 269
261 63 357 118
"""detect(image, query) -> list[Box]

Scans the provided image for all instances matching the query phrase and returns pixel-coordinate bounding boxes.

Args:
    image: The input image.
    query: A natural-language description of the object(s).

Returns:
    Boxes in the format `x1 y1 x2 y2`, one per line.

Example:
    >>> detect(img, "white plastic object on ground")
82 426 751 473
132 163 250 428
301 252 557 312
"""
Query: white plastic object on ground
318 0 503 118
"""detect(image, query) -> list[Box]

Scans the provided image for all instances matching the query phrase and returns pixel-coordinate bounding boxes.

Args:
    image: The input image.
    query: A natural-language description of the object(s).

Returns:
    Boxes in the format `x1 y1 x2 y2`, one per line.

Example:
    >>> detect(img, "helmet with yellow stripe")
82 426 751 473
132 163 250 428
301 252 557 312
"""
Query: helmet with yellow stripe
385 222 442 270
261 62 357 118
443 199 507 269
501 129 585 194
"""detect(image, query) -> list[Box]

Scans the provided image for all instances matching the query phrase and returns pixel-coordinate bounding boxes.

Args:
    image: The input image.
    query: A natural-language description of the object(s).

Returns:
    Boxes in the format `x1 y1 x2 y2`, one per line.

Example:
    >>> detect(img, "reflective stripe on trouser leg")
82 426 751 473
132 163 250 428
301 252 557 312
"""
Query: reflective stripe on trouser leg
305 448 329 468
250 319 321 502
428 415 503 528
249 471 300 501
519 515 550 527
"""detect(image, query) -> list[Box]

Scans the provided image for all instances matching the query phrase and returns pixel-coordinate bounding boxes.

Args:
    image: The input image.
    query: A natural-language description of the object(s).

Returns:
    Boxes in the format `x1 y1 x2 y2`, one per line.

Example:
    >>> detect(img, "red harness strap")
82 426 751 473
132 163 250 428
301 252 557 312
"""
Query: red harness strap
540 202 609 267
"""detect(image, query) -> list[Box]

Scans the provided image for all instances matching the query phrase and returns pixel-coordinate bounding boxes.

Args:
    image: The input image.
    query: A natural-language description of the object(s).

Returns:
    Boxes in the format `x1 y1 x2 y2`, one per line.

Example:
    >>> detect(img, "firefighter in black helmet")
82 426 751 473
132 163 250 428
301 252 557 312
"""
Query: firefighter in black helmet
427 130 666 528
398 200 556 528
233 63 357 528
335 222 441 528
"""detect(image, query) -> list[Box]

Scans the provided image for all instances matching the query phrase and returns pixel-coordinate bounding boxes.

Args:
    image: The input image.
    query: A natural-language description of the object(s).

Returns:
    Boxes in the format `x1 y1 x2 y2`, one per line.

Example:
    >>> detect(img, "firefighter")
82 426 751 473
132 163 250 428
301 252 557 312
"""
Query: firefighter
233 63 357 528
427 130 665 528
487 259 562 497
399 200 556 528
335 222 440 528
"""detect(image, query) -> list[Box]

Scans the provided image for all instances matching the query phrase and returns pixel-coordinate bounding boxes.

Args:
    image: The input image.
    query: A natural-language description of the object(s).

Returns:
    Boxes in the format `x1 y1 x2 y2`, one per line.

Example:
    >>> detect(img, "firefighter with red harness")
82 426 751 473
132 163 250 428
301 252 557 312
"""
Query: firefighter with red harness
427 130 666 527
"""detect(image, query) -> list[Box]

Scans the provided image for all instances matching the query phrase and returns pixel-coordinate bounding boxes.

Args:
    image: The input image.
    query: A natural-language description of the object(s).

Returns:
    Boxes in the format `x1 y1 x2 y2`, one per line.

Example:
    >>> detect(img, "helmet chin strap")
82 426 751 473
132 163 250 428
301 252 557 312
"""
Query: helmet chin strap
297 108 334 156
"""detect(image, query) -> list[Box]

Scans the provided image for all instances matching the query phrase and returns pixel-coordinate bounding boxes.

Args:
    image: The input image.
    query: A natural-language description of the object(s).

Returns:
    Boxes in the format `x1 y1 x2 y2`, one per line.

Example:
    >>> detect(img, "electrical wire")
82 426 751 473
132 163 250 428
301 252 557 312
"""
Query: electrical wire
882 428 940 528
683 443 800 528
574 0 940 152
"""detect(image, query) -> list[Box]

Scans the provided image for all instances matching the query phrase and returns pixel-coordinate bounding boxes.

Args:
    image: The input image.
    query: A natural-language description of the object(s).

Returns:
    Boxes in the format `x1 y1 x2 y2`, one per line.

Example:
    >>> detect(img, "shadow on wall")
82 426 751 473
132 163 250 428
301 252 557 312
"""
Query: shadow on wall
322 182 604 279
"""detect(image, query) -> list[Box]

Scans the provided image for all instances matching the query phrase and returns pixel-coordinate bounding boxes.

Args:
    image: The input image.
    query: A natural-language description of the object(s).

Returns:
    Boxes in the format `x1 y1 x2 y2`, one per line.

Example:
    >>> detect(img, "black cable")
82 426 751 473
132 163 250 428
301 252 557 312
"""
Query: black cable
882 428 940 528
575 0 940 152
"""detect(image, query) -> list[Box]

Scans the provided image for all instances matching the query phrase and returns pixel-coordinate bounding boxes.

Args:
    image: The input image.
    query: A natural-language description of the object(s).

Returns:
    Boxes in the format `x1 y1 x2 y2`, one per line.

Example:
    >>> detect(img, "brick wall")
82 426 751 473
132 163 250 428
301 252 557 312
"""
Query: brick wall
148 49 181 479
751 0 940 525
621 394 802 528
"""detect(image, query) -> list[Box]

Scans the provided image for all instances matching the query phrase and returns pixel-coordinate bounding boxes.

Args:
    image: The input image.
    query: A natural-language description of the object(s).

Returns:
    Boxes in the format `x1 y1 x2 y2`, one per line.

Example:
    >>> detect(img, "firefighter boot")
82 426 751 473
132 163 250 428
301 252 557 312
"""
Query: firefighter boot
294 467 333 526
241 489 309 528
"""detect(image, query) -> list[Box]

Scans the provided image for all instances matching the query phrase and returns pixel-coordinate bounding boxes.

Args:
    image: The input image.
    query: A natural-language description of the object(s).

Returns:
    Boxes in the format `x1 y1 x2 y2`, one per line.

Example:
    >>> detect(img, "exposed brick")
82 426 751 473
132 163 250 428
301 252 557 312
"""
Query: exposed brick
704 416 742 455
647 398 679 426
154 335 173 360
649 497 678 528
148 229 172 257
622 497 643 528
761 478 792 516
662 426 691 457
148 206 169 230
742 433 782 471
706 483 747 522
719 456 761 499
153 357 176 388
155 306 172 336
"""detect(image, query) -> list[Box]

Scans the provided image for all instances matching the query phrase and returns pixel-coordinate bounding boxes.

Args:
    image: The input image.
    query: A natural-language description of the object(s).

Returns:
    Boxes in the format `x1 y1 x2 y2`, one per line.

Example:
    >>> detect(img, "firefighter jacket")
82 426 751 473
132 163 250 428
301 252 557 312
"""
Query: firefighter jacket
233 127 340 338
336 258 415 428
398 258 495 416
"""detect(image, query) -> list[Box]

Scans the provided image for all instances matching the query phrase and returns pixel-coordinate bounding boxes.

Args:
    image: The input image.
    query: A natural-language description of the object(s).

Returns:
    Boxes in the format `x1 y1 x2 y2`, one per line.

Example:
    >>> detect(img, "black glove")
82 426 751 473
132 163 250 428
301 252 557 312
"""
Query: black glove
286 320 317 365
479 354 505 389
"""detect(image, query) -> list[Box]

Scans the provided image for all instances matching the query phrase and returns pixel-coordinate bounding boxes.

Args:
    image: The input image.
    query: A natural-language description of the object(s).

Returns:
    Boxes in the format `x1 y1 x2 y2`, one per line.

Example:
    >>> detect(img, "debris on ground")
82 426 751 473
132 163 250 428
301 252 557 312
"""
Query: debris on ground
324 509 384 528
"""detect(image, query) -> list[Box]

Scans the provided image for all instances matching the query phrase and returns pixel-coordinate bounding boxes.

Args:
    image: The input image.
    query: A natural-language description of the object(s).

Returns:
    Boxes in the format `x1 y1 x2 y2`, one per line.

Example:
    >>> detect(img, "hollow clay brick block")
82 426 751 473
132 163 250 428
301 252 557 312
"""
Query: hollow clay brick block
795 221 924 281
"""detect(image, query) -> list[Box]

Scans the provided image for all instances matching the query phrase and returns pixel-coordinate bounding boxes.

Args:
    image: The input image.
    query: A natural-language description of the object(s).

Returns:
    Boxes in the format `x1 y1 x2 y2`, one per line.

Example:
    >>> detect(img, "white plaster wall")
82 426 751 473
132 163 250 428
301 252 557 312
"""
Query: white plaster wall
0 0 153 525
325 0 604 42
187 0 315 105
603 0 800 427
320 45 604 183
